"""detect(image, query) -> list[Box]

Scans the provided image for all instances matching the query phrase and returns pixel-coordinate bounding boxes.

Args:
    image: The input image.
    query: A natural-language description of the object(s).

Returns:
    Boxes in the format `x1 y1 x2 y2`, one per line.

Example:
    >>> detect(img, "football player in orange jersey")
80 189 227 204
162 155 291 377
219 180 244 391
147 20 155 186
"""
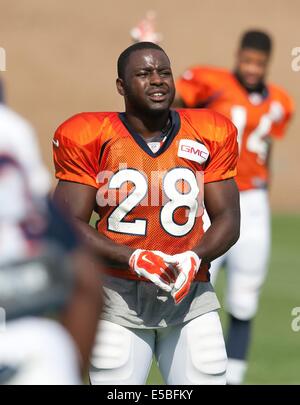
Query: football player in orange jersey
52 42 240 385
176 30 294 384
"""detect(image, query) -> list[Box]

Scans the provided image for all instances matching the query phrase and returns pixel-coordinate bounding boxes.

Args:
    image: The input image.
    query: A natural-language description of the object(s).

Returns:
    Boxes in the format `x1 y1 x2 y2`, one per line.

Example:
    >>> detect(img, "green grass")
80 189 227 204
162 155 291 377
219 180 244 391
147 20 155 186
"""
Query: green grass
146 214 300 384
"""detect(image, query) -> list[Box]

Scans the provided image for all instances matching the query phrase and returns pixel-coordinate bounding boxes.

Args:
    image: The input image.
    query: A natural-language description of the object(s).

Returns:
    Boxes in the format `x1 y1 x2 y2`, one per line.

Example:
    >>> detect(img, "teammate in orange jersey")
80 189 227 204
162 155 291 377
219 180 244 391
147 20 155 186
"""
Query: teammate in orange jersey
52 42 240 385
176 30 294 384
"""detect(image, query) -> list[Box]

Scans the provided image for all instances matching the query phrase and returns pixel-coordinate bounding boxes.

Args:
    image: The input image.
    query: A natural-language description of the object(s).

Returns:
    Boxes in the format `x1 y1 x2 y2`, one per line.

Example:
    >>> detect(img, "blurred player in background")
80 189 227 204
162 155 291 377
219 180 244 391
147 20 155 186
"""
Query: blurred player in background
130 11 163 45
53 41 240 385
0 95 102 384
0 92 51 197
175 30 294 384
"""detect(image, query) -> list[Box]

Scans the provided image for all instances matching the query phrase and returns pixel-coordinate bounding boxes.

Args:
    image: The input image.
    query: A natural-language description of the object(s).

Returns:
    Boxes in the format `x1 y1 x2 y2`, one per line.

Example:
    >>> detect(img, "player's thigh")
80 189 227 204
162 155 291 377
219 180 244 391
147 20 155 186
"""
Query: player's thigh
226 190 271 319
156 311 227 385
89 320 155 385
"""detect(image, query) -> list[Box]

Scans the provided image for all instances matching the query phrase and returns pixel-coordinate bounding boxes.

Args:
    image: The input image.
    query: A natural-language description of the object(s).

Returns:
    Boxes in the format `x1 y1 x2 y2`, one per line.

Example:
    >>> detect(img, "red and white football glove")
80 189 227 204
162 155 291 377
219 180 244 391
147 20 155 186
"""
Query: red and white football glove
169 251 201 304
129 249 177 292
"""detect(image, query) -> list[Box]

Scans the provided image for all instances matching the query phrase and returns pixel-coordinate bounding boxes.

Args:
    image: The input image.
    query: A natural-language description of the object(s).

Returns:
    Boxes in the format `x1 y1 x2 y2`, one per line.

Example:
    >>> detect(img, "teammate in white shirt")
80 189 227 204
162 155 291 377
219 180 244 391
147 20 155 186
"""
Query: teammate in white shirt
0 100 101 384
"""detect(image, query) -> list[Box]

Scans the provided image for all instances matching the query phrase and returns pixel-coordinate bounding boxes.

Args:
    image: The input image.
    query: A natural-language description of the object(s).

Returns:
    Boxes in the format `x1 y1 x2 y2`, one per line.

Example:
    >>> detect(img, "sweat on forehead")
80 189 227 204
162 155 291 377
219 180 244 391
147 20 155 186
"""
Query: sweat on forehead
117 42 170 79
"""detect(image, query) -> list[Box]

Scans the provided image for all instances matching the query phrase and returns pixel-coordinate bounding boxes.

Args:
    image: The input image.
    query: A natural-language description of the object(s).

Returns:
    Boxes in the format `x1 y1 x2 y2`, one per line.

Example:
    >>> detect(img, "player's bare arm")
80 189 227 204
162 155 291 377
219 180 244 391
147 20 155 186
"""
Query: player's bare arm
170 178 240 304
194 178 240 263
53 181 133 266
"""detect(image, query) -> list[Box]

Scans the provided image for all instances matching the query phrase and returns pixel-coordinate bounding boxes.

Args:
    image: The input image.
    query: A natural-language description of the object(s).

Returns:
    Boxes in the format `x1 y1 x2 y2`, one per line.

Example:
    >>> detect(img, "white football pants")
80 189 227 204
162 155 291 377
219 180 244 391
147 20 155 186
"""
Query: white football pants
89 310 227 385
204 189 270 320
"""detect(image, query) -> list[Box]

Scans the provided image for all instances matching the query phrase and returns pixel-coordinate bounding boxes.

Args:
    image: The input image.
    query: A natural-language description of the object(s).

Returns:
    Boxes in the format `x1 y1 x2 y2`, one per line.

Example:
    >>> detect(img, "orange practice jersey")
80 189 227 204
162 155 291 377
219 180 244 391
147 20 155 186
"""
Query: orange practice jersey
53 109 238 282
176 66 294 191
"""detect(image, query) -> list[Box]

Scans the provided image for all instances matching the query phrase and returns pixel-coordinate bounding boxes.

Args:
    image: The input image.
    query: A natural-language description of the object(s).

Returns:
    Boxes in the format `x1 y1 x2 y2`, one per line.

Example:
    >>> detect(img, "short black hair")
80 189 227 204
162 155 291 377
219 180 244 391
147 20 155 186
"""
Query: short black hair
239 30 272 54
117 42 169 79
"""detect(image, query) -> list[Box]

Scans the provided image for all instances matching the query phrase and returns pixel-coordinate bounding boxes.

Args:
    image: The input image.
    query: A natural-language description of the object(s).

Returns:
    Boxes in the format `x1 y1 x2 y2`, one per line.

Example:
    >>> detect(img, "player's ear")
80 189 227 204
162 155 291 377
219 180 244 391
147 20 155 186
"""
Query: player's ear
116 78 125 96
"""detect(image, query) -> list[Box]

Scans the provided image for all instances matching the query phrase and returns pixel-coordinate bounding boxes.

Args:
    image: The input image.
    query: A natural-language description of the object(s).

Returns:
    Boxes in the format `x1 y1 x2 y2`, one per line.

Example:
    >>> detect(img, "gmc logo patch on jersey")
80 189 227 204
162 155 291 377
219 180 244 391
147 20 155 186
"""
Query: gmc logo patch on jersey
178 139 210 164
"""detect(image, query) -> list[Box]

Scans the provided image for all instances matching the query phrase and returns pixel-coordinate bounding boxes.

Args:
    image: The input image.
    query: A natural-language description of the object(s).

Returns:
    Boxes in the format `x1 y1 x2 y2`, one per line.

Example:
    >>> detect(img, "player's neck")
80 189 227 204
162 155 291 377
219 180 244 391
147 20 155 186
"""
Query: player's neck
234 70 267 95
123 110 170 139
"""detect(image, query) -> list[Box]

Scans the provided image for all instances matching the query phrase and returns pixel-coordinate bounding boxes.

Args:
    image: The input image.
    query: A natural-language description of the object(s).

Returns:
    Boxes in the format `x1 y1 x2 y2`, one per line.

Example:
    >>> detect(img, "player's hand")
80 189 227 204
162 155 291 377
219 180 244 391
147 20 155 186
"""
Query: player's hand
129 249 177 292
169 251 201 304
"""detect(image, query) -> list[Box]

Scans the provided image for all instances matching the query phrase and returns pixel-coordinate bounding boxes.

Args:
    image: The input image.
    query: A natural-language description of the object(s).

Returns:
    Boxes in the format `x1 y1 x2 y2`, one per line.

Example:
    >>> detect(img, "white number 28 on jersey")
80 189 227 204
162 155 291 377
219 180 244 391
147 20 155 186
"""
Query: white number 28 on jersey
106 168 200 237
231 101 284 162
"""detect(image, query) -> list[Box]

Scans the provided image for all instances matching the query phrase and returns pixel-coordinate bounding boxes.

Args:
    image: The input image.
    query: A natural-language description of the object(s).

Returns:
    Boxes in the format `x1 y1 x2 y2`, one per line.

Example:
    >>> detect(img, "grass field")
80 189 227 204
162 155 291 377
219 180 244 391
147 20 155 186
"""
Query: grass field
146 214 300 384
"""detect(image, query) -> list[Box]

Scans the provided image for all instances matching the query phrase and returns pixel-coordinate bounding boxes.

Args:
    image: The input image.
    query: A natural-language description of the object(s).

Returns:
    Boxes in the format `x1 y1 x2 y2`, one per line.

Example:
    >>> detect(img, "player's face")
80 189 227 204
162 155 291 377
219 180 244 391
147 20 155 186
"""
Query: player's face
118 49 175 114
236 48 270 89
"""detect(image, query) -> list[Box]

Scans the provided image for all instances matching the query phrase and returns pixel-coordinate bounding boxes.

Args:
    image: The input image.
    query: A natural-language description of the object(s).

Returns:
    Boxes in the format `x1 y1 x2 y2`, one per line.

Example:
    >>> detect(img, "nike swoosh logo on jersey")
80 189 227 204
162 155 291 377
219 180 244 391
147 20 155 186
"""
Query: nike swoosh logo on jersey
52 139 59 147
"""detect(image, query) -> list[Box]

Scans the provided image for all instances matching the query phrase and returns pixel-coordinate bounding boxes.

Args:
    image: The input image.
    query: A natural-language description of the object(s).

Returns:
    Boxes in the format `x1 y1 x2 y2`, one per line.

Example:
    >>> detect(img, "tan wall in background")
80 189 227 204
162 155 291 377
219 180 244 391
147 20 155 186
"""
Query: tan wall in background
1 0 299 212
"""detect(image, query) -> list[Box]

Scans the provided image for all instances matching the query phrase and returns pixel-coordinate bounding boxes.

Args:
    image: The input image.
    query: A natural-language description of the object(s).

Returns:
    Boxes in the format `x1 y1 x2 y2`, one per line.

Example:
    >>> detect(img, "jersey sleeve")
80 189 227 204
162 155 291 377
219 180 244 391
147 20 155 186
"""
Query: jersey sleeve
53 114 100 188
176 66 217 107
269 90 294 139
203 113 239 184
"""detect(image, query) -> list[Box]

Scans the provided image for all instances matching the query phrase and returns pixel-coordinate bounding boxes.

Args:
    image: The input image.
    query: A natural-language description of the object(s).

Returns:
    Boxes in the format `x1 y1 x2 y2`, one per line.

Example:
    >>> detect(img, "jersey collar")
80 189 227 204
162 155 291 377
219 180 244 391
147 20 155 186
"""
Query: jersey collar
118 110 181 158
